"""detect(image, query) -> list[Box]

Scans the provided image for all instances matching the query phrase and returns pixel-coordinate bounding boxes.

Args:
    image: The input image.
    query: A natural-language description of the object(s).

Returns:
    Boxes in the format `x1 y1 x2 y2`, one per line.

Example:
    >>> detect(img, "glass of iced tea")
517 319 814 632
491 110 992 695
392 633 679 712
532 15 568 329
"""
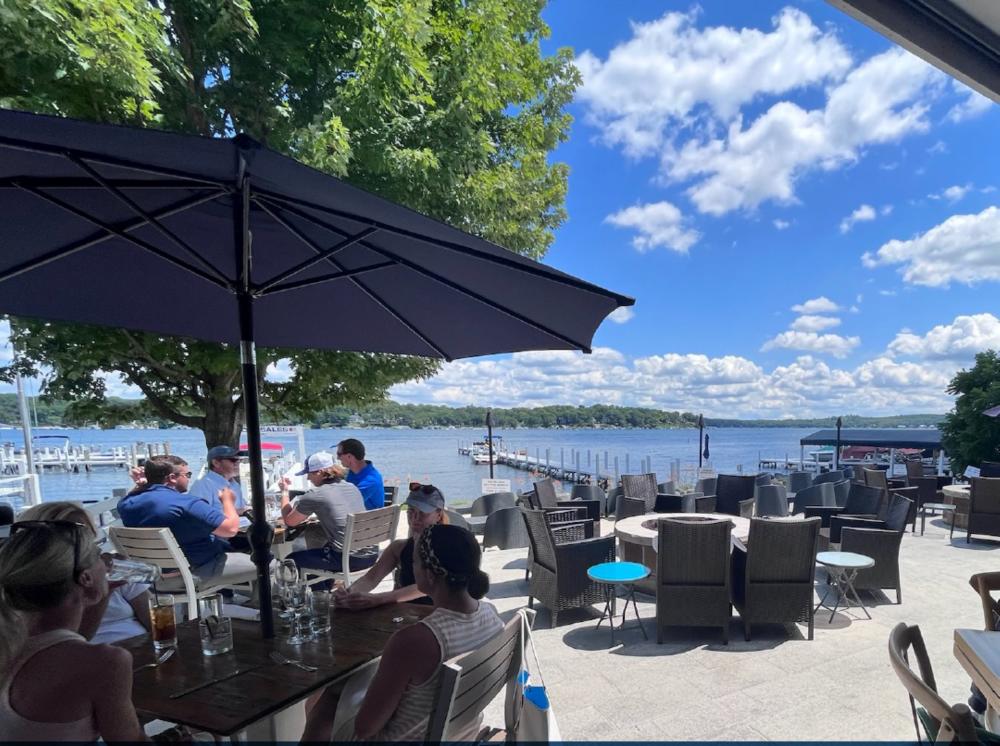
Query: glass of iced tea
149 594 177 651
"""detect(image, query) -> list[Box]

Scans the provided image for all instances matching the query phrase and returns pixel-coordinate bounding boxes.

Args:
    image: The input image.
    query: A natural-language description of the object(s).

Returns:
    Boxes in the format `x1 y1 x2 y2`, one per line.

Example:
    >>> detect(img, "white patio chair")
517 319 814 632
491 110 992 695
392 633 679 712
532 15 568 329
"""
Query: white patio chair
109 526 258 620
299 504 400 589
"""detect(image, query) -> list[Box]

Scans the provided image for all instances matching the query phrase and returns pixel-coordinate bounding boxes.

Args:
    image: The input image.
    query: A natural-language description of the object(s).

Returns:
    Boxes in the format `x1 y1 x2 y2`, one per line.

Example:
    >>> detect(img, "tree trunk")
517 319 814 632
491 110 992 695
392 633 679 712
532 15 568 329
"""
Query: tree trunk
199 397 244 450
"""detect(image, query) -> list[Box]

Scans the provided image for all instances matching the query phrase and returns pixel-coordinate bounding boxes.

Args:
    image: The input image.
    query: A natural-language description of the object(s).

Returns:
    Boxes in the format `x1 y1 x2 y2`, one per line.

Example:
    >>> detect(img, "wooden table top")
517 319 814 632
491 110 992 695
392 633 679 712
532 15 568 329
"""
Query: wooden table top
955 629 1000 712
121 602 434 735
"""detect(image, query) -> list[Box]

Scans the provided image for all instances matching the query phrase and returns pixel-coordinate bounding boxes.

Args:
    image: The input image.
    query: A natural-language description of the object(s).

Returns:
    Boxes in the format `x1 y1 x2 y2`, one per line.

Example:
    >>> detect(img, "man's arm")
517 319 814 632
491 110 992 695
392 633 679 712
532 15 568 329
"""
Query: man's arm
211 488 240 537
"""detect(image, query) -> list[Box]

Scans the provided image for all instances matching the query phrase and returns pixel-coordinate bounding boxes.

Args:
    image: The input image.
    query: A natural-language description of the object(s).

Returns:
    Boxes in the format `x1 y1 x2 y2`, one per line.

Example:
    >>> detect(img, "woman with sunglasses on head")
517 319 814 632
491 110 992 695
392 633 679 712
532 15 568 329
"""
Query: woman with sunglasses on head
0 520 147 742
302 523 502 742
333 483 447 611
18 501 153 644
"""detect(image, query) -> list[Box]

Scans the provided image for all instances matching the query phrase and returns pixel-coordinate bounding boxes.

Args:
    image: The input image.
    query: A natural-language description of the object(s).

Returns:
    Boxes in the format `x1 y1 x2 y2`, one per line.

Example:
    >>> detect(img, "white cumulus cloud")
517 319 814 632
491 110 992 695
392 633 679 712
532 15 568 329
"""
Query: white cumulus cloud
607 307 635 324
887 313 1000 361
761 331 860 358
946 84 994 123
840 204 876 233
605 201 700 253
862 206 1000 286
790 314 841 332
773 219 791 230
791 296 841 314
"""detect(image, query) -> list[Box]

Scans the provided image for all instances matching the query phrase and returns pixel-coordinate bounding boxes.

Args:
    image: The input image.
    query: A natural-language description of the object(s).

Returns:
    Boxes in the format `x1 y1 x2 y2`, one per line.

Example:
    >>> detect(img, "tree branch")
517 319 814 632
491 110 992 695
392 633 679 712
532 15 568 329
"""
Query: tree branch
129 376 202 429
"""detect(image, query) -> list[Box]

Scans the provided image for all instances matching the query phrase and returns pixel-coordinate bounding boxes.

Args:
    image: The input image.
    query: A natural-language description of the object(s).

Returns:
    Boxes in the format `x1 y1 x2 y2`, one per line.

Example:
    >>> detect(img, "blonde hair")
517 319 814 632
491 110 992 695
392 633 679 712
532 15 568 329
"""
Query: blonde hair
318 463 348 482
18 501 95 533
0 506 101 679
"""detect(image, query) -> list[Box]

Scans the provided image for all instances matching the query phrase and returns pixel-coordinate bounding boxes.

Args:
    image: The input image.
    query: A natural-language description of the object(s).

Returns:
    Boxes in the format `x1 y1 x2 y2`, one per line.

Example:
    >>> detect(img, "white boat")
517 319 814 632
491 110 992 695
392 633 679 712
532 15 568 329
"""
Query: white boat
470 436 502 465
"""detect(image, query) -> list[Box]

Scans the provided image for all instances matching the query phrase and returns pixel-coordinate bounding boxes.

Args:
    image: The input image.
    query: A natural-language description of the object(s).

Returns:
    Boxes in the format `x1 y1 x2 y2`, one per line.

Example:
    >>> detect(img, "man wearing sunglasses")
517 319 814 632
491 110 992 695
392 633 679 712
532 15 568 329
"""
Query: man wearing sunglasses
188 445 249 513
118 455 247 581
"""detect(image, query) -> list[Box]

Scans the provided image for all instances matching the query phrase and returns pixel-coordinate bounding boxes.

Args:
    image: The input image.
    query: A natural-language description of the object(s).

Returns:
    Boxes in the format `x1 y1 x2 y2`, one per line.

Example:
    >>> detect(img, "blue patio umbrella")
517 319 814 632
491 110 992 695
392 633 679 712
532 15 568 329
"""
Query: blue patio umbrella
0 108 634 636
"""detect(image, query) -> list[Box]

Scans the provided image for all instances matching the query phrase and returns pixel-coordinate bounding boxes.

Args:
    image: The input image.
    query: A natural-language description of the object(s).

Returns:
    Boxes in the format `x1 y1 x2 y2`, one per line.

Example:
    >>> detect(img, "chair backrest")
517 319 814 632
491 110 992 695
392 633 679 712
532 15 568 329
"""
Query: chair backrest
864 468 889 492
910 476 939 507
832 479 851 508
692 495 717 513
619 496 647 520
812 470 845 485
844 483 884 515
109 525 199 619
696 476 717 496
444 509 471 531
383 485 399 506
657 481 676 495
426 611 525 742
971 477 1000 515
342 505 399 585
969 572 1000 632
905 460 925 483
521 508 556 572
0 502 13 526
982 462 1000 479
792 482 834 512
621 473 658 511
532 478 560 509
605 486 622 516
754 473 772 486
788 471 812 493
658 518 731 586
471 492 517 517
755 484 789 517
570 484 605 503
746 517 819 583
739 498 755 519
887 623 979 744
883 494 914 532
482 507 530 550
714 474 756 516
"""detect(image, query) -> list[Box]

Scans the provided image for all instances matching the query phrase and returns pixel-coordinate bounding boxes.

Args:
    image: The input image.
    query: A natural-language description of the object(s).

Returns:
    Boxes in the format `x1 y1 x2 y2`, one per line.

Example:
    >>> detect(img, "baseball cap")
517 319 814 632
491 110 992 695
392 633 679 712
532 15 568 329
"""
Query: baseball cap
296 451 336 475
207 445 247 461
406 483 446 513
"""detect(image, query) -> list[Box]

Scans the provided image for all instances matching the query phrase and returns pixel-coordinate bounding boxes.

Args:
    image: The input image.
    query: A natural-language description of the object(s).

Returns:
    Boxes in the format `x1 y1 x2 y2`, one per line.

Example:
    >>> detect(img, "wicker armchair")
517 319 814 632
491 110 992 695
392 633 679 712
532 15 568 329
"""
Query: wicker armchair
788 471 812 493
731 517 820 641
791 482 835 515
521 508 615 627
840 523 906 604
812 470 846 485
692 495 717 513
621 473 659 513
738 498 755 519
533 478 601 533
967 477 1000 543
657 518 732 644
825 490 911 545
807 483 883 530
889 623 980 744
709 474 756 516
755 485 789 518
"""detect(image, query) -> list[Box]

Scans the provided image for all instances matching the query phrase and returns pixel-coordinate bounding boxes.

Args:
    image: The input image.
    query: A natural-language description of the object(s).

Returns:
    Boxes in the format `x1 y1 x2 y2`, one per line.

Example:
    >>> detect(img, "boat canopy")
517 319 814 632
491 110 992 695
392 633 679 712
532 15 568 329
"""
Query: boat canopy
800 428 943 450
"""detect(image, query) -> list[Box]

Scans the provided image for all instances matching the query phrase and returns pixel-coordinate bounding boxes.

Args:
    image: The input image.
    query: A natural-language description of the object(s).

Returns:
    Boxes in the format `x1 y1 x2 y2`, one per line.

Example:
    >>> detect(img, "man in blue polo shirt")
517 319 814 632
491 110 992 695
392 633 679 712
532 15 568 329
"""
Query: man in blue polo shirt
336 438 385 510
188 445 248 513
118 454 251 581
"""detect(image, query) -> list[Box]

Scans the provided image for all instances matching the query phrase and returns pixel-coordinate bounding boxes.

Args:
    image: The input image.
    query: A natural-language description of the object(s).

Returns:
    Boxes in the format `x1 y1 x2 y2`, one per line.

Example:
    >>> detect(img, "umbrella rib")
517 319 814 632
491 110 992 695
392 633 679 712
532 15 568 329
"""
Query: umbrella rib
0 189 227 285
0 177 216 190
253 198 450 358
11 182 231 291
259 261 397 295
256 195 594 353
67 155 230 285
0 134 230 190
254 188 633 306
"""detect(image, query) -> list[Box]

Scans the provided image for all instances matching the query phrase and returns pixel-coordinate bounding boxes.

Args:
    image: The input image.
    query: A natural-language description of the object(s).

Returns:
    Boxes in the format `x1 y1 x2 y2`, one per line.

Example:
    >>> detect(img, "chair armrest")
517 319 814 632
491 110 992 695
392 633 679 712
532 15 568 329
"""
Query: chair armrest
550 520 594 544
554 534 616 565
558 499 601 523
802 505 845 527
832 516 887 530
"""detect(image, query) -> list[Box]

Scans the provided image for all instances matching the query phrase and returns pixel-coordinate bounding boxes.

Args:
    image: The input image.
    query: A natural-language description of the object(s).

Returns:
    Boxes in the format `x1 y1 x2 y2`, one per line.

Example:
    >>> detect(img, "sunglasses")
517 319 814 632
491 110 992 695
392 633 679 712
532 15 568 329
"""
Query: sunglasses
409 482 440 496
10 520 89 578
172 471 193 479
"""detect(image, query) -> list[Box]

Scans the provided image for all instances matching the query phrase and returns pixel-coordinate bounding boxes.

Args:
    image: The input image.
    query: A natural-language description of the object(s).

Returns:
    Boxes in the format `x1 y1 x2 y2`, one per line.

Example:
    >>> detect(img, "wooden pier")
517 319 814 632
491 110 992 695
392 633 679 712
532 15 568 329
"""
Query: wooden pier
0 441 171 475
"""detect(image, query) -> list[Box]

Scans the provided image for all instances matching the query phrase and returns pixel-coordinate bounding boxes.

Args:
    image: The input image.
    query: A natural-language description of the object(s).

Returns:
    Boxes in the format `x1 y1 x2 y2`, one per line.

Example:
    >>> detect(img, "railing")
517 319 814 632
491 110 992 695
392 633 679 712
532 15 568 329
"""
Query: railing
0 473 41 509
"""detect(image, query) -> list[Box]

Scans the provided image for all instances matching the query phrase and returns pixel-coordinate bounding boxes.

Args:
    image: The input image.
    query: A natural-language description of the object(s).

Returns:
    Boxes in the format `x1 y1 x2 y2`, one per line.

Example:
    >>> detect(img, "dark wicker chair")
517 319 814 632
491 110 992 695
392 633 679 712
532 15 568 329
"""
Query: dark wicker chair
809 482 883 530
904 460 925 485
530 479 597 530
738 498 755 519
383 485 399 506
982 462 1000 479
445 509 471 531
788 471 812 494
621 473 659 513
709 474 756 516
570 484 605 504
839 495 913 604
657 480 676 494
654 492 694 513
755 485 789 517
605 486 622 517
888 623 980 744
864 468 891 493
470 491 517 517
791 482 835 514
696 476 717 497
812 470 846 485
832 479 851 508
521 508 615 627
482 507 529 550
692 495 717 513
657 517 732 644
731 517 820 641
967 477 1000 543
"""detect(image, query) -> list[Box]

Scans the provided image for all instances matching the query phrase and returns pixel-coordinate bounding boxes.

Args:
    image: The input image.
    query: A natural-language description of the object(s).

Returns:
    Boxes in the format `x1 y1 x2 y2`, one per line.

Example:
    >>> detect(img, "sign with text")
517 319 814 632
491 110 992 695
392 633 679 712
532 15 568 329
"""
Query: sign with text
260 425 301 434
481 478 512 495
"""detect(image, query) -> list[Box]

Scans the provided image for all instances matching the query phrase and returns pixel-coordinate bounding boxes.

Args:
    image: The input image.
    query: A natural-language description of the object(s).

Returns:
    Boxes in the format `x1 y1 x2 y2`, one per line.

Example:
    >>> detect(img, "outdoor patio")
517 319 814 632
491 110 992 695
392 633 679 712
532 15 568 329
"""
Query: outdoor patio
475 514 998 741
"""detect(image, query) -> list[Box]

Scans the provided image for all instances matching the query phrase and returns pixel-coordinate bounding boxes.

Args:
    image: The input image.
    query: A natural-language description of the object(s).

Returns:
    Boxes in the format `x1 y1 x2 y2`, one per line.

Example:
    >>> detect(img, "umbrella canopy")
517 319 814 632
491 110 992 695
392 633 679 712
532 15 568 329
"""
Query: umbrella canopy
0 108 633 636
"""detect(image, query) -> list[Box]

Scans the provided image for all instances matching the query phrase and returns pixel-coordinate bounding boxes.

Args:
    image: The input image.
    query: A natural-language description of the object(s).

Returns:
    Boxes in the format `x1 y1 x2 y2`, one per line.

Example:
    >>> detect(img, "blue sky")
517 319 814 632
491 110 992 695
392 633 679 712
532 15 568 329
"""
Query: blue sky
2 1 998 419
392 0 1000 418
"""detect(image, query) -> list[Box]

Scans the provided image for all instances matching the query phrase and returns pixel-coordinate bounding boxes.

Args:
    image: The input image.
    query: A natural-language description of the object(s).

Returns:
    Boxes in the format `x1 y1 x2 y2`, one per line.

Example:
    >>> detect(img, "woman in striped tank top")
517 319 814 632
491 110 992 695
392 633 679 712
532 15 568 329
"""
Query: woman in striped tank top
302 524 503 741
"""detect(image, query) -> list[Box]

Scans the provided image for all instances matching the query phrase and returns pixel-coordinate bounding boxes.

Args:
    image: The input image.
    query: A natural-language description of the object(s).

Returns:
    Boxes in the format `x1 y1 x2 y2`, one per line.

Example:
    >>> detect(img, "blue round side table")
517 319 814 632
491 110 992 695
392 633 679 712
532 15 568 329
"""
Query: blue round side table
587 561 650 644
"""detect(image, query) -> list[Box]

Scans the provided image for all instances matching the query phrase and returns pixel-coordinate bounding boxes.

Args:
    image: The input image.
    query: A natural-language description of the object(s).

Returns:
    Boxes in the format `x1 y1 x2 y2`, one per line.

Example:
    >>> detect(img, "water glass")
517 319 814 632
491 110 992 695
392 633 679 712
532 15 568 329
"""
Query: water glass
198 594 234 656
276 560 299 621
148 594 177 652
107 557 160 584
285 582 312 645
310 589 332 636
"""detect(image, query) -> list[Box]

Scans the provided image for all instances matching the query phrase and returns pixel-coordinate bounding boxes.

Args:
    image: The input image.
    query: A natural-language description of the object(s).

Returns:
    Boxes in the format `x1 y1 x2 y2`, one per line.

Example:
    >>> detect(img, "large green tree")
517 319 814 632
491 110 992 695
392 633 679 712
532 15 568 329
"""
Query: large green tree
940 350 1000 473
0 0 579 446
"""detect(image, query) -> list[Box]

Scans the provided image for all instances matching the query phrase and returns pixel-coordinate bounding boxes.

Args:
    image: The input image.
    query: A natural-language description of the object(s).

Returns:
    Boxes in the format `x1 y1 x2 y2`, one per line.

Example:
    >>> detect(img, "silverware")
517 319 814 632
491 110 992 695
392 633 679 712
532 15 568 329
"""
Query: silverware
168 666 261 699
133 647 175 673
269 651 318 672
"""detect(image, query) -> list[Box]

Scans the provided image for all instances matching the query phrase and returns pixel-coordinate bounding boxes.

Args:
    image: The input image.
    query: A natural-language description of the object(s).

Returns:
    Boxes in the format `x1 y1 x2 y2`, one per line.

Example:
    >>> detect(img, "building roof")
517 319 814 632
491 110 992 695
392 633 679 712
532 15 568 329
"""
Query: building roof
800 428 943 449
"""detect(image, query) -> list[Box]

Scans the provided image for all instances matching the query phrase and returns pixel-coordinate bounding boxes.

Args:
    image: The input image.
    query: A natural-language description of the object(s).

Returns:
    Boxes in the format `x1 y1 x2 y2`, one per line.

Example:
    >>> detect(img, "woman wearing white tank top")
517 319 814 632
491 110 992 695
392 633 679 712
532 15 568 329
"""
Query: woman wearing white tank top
0 519 147 742
301 524 504 742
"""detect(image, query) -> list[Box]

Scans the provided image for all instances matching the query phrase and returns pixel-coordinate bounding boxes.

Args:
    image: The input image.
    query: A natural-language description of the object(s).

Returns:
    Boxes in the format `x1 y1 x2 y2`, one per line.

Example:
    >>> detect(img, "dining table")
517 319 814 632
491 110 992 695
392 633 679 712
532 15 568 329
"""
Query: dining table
955 628 1000 713
121 601 434 739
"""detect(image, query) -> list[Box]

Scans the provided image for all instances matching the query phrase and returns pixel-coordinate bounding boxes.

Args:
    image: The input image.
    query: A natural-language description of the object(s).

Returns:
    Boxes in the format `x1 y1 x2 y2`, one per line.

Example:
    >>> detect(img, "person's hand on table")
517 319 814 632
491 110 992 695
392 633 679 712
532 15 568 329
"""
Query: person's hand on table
333 589 384 610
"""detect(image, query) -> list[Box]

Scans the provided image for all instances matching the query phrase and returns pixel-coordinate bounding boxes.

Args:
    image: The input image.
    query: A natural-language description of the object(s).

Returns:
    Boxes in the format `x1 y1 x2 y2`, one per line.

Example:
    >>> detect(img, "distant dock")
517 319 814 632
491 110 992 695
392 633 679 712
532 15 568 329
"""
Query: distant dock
0 441 171 475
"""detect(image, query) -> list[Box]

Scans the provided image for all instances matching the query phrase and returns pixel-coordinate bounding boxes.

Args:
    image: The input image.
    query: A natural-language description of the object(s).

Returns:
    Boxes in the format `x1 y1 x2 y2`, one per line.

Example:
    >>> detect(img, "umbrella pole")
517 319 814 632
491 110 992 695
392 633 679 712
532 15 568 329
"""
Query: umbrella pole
235 157 275 638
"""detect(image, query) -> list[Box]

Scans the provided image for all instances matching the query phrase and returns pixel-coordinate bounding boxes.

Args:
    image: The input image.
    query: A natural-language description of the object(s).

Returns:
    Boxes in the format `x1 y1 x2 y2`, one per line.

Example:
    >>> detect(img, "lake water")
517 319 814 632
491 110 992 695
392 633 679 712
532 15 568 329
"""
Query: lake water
1 426 820 508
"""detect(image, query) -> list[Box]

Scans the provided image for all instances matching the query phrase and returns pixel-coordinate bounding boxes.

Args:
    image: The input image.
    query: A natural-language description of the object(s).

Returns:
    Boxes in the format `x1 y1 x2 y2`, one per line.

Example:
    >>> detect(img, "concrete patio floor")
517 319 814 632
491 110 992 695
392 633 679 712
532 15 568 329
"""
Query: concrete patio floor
475 515 1000 741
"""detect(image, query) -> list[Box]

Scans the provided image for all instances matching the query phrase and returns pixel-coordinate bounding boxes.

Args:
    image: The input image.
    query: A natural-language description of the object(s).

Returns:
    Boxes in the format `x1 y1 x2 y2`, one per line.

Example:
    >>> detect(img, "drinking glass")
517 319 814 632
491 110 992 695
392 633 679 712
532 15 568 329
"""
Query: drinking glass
107 557 160 584
198 593 234 656
148 594 177 652
276 560 299 621
285 581 311 645
310 590 332 636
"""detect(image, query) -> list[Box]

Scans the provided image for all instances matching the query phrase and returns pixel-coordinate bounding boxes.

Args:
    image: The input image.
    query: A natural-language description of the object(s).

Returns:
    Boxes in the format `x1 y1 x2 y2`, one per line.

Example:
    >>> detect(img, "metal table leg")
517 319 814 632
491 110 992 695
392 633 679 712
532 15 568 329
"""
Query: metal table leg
620 584 648 640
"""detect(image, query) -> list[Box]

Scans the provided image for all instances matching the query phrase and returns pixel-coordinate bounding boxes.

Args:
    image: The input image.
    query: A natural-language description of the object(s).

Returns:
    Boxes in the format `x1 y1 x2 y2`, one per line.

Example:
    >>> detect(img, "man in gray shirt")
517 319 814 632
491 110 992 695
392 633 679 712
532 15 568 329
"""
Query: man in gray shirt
280 451 378 574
